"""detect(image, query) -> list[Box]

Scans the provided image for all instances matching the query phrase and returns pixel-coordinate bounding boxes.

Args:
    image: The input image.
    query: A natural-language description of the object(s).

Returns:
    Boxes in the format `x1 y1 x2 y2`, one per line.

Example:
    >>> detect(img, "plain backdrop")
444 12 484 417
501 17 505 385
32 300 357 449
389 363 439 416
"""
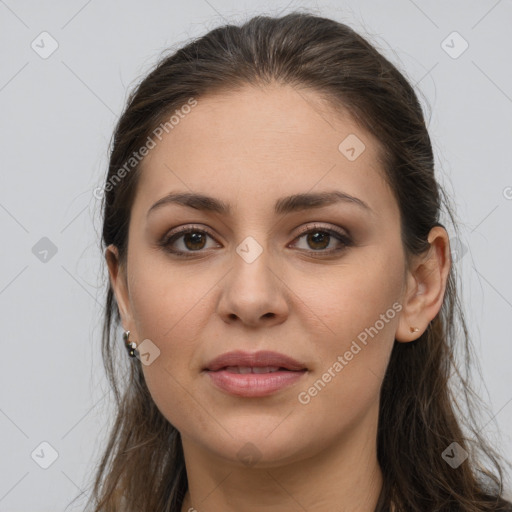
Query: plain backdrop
1 0 511 510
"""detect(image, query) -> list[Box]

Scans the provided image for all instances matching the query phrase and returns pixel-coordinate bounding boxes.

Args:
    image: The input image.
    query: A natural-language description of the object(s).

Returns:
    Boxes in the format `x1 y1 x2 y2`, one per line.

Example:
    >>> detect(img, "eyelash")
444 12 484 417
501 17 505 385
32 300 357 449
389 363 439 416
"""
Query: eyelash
159 223 353 258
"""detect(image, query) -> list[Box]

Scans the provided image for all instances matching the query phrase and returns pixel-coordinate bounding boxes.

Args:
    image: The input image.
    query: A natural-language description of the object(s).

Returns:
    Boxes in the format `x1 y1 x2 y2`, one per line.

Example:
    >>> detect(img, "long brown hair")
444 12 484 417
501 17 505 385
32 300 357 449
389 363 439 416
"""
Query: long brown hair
73 11 511 511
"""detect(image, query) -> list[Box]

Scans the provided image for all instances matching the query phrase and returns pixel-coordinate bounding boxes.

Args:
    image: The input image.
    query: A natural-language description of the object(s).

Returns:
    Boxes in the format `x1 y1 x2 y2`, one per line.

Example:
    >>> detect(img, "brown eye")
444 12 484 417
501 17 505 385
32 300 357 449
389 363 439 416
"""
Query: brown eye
160 227 220 256
305 231 331 250
291 224 352 255
182 231 207 251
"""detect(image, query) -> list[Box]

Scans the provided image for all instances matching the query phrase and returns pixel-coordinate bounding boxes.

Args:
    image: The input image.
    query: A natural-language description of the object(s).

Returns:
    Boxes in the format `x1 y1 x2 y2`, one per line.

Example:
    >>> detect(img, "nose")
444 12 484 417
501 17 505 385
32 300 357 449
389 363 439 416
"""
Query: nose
216 246 290 328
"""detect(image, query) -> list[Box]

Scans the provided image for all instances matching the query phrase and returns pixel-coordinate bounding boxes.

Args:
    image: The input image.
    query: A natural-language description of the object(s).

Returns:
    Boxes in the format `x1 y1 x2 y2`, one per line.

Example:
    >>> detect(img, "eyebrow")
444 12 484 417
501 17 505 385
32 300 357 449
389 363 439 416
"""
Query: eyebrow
147 190 373 217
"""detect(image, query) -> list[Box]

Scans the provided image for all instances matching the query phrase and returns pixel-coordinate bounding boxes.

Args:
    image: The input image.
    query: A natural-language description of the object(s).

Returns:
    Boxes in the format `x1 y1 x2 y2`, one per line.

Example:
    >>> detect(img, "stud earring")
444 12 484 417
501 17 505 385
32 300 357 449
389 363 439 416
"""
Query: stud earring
123 330 139 358
409 326 420 333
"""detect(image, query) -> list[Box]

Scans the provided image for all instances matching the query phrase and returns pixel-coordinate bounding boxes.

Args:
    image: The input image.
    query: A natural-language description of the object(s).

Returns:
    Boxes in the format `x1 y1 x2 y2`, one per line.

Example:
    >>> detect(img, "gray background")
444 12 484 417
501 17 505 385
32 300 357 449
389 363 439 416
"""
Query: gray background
1 0 511 510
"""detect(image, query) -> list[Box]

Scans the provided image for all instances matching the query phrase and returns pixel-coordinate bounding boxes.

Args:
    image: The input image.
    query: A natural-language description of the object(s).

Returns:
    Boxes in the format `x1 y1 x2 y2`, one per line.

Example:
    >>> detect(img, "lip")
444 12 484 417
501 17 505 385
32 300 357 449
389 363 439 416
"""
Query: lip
203 350 308 398
203 350 307 372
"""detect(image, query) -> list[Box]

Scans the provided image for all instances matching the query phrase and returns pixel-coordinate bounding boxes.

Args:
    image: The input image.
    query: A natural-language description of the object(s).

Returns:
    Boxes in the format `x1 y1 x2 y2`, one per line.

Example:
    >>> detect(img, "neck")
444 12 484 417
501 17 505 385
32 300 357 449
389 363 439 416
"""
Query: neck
180 407 383 512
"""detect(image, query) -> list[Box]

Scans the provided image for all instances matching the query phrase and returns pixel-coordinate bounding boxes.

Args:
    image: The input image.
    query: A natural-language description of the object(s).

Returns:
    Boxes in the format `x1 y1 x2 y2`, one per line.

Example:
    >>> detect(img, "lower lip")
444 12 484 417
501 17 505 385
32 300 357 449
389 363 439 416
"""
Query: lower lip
205 369 307 397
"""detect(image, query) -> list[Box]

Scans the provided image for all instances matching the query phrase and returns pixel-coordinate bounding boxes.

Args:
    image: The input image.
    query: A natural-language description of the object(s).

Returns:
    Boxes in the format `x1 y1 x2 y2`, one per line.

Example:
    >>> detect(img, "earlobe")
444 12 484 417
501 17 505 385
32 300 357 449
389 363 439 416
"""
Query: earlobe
395 226 451 343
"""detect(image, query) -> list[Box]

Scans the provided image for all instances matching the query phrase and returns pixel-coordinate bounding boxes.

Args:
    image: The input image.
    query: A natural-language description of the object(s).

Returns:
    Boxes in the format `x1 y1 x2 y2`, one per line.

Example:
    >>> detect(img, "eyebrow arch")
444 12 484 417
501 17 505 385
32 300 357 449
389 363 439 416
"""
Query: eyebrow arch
147 190 373 217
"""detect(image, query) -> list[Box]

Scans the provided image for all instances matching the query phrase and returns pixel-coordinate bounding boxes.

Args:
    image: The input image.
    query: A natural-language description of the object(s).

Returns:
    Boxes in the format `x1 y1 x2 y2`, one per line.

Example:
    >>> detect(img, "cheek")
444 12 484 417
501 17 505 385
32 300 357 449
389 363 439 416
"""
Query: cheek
293 296 399 441
126 255 218 411
294 247 404 344
128 263 209 432
292 248 403 403
128 252 214 345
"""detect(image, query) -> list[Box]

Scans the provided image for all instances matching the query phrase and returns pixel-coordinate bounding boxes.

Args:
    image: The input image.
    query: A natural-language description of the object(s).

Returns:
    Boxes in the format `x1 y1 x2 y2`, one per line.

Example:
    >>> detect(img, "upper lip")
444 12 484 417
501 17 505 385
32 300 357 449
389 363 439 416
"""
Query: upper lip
203 350 307 372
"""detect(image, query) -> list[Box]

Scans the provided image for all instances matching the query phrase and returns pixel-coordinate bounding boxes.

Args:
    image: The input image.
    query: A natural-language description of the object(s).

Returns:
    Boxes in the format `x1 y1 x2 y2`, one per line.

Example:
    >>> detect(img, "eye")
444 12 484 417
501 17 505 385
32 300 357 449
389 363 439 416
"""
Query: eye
160 226 220 256
290 223 352 255
159 223 352 258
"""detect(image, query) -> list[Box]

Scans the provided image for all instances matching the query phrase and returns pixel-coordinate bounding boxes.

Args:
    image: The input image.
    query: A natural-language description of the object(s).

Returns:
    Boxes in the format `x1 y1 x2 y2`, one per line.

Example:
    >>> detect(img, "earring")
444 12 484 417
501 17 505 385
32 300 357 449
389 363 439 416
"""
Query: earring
409 326 420 333
123 330 139 358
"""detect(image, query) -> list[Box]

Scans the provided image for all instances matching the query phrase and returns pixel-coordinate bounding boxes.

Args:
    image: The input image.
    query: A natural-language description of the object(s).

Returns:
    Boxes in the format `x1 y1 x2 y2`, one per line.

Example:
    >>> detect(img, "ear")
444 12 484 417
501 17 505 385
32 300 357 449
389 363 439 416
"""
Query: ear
395 226 451 342
105 244 135 334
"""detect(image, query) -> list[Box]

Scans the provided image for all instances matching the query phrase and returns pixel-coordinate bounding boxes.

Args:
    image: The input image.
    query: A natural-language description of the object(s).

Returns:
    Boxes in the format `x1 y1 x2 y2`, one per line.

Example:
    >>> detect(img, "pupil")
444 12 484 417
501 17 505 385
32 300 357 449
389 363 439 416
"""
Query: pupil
308 232 329 250
185 232 205 250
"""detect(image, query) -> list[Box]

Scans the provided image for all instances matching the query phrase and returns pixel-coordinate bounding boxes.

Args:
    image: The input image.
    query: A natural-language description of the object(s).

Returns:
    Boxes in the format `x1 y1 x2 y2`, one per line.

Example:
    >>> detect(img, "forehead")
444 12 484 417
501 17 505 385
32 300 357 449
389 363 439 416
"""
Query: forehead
133 84 397 220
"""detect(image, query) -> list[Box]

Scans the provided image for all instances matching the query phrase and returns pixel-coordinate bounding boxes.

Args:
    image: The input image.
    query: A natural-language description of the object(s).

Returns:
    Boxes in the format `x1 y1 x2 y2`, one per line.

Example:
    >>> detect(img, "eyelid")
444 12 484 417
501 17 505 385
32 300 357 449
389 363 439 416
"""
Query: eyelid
293 222 350 239
161 223 349 242
163 223 214 237
160 224 219 245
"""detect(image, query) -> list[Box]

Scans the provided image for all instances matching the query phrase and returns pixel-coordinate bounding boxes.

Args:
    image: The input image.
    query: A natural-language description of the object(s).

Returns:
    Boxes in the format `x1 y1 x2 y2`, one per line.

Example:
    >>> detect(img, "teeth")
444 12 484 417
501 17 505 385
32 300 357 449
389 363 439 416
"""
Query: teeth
253 366 280 374
252 366 279 373
224 366 282 374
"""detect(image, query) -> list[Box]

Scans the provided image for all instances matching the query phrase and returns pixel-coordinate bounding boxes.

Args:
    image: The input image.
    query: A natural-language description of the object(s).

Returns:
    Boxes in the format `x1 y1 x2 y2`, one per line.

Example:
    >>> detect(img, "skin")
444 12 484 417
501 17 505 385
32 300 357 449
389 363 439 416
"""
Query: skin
106 83 451 512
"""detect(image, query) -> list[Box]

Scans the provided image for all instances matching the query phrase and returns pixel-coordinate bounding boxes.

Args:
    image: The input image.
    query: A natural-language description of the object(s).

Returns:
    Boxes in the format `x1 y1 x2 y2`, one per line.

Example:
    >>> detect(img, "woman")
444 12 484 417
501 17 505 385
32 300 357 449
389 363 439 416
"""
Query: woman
81 11 512 512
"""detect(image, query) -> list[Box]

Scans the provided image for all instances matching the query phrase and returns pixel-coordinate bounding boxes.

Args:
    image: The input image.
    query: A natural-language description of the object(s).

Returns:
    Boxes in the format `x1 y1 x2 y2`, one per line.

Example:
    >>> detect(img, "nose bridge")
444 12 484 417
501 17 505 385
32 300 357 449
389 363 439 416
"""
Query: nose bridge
217 233 288 325
230 234 275 295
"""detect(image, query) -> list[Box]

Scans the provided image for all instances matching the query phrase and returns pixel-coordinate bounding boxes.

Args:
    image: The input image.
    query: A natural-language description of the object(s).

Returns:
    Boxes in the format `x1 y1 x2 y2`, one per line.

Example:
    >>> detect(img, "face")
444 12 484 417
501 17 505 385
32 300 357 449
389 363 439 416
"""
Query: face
111 84 411 467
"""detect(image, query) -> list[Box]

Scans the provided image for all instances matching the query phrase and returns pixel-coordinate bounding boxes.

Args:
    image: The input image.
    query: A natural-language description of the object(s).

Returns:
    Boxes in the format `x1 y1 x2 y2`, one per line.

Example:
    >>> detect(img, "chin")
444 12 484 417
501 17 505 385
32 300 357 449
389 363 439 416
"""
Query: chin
190 420 318 469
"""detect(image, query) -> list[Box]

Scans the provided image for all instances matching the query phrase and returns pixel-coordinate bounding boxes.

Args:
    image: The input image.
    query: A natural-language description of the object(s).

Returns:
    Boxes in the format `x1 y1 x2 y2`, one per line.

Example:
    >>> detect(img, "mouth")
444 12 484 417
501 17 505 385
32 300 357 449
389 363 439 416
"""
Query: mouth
203 351 308 397
203 350 307 372
215 366 297 374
